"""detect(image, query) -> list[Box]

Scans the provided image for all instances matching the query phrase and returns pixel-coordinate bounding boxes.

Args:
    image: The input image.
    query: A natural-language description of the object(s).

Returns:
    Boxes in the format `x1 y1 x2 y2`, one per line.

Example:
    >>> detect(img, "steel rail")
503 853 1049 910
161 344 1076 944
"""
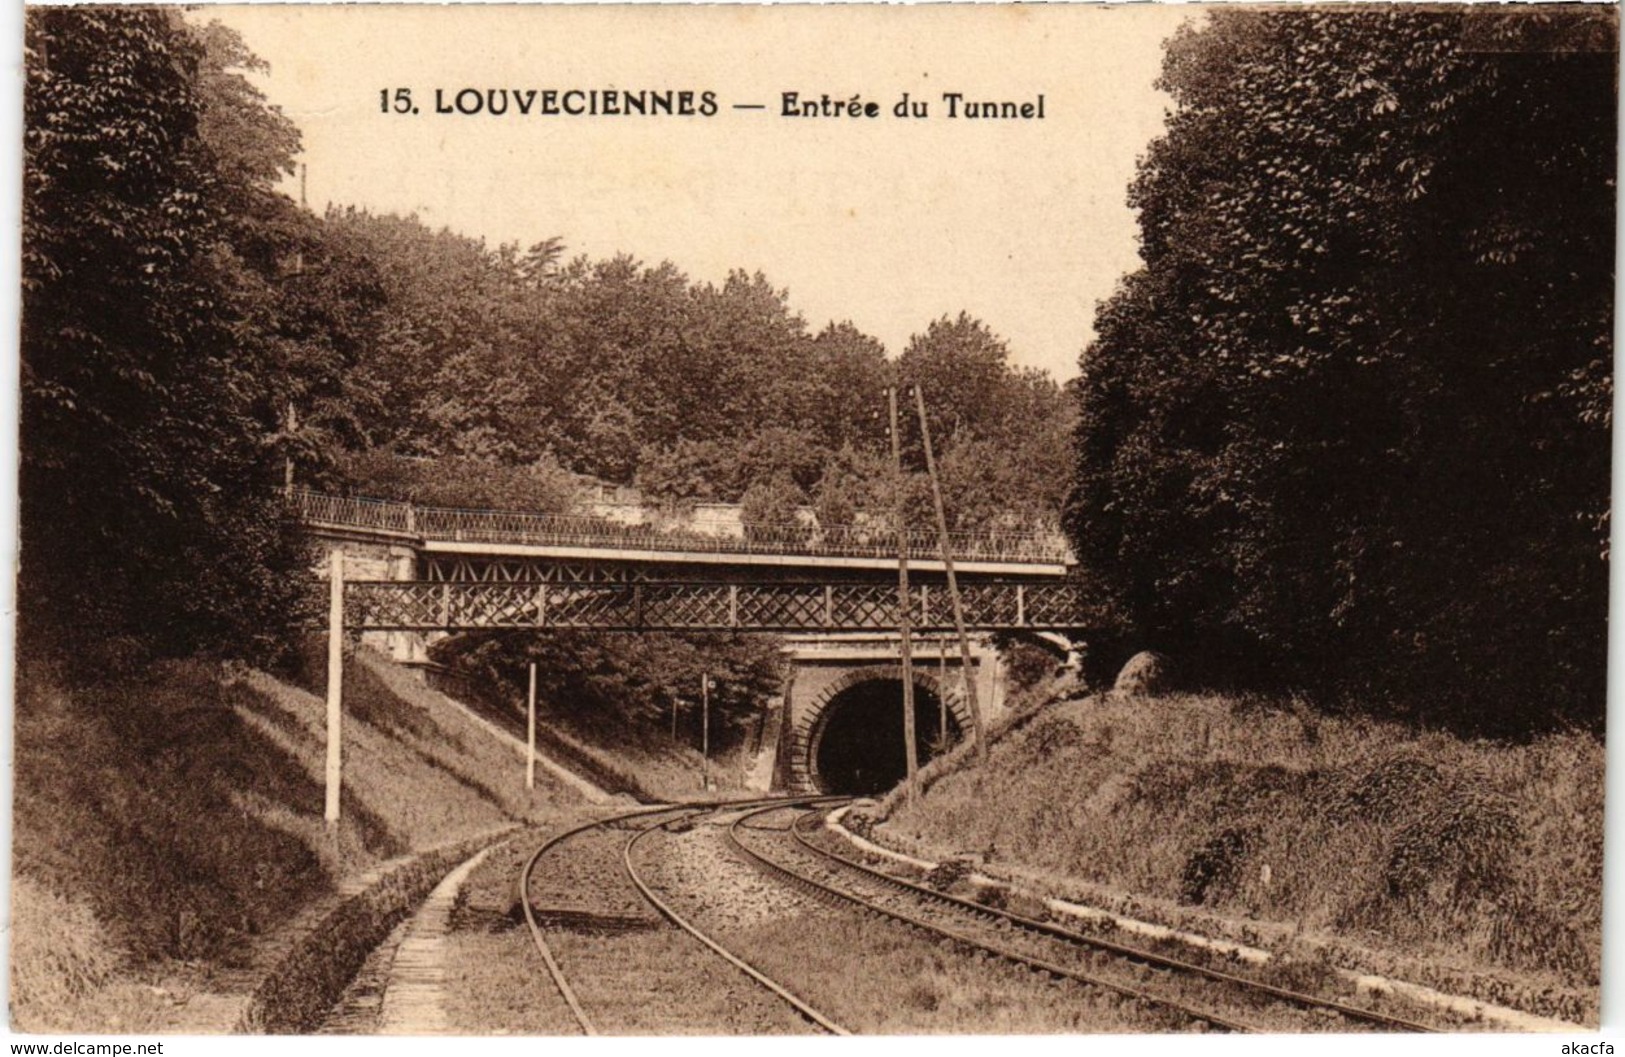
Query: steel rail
727 803 1257 1034
786 807 1441 1034
519 802 691 1034
622 797 853 1036
520 795 851 1036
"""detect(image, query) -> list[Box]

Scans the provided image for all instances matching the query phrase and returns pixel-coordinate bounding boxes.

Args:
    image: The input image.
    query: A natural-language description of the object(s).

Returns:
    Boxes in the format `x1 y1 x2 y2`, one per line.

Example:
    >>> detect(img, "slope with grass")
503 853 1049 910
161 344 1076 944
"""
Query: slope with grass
11 644 582 1033
439 672 755 803
872 690 1602 1025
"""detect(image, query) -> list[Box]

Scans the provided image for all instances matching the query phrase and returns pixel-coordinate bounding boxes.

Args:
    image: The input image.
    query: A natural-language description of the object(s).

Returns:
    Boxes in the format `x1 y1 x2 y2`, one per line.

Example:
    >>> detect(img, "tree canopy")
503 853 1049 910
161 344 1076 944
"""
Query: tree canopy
1066 7 1615 731
22 9 357 663
317 212 1072 534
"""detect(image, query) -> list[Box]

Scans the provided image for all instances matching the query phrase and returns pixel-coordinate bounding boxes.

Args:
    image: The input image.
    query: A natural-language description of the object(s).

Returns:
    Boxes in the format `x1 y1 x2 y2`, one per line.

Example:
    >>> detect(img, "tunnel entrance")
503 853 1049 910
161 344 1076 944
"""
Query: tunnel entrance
811 678 962 795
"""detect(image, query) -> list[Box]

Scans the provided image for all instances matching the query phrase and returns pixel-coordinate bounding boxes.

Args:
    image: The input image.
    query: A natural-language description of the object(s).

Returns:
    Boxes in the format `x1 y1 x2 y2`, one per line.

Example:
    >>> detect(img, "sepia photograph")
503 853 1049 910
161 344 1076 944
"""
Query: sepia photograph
12 1 1617 1043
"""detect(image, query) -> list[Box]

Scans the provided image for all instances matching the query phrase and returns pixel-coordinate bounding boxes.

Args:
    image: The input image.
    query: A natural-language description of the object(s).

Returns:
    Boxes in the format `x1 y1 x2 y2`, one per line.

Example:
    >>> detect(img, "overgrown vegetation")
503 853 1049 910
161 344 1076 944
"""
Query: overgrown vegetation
881 691 1603 1010
21 9 338 667
308 214 1074 533
10 647 567 1031
329 450 583 513
1067 8 1614 731
430 630 781 798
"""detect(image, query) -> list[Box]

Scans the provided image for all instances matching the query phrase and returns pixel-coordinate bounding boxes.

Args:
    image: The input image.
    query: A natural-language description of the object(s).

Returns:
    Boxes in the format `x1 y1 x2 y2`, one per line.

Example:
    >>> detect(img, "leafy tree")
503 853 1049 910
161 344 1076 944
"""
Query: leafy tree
740 473 809 543
513 236 567 289
316 204 1069 541
807 322 892 451
322 209 559 462
1067 8 1614 729
635 438 732 507
898 314 1021 449
332 450 580 512
22 9 325 664
891 315 1074 533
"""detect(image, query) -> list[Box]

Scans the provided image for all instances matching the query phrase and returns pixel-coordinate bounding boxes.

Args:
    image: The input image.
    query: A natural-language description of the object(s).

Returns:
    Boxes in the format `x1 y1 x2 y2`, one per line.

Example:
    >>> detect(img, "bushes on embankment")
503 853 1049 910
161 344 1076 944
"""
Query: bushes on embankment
877 691 1602 1018
11 645 568 1031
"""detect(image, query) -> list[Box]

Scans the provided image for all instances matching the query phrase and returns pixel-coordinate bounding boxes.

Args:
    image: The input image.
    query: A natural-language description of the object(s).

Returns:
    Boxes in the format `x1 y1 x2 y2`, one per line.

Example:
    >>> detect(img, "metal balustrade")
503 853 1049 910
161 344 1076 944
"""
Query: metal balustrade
289 489 1072 566
343 579 1086 632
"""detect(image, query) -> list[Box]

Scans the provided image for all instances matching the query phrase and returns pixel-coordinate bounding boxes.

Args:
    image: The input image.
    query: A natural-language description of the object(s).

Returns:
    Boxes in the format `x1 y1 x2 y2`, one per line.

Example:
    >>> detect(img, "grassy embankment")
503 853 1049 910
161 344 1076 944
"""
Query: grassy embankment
11 643 579 1033
441 673 755 803
872 689 1602 1025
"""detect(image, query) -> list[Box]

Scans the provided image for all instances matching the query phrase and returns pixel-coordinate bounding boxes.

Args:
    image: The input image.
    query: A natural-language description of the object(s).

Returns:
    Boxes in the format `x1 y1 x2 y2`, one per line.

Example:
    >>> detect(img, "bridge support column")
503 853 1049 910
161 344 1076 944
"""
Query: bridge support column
317 538 430 666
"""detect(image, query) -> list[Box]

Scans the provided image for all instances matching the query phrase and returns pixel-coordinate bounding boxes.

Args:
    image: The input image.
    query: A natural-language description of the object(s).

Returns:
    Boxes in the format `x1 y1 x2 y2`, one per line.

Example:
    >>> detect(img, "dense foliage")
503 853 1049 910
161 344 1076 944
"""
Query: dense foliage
329 450 582 513
21 9 362 664
315 212 1074 534
1066 8 1615 730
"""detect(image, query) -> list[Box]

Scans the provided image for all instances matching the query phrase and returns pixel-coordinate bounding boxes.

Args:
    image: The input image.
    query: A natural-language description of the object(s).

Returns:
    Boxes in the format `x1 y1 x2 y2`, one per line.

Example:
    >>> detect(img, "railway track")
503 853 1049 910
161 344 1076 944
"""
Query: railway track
519 797 852 1035
728 802 1445 1035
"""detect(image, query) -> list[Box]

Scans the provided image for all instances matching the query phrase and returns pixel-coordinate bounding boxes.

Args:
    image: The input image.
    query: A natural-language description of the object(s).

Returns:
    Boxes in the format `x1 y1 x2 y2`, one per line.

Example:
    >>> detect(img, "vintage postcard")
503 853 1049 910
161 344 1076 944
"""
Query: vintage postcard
14 2 1616 1047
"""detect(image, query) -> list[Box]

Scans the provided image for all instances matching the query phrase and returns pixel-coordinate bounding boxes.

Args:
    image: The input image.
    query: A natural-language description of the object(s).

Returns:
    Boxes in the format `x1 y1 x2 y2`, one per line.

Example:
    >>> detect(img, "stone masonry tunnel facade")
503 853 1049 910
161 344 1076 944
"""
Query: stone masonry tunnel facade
781 662 988 794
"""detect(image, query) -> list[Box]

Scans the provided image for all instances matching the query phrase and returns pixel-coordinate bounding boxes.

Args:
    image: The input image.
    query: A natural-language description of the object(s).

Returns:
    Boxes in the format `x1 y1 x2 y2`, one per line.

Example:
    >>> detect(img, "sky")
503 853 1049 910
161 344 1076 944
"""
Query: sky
201 4 1194 382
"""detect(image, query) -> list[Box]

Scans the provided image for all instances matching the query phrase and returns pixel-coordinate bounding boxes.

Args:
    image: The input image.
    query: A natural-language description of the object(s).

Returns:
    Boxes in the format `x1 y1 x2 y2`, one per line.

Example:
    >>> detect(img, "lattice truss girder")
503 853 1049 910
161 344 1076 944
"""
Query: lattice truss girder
344 580 1085 631
422 557 651 583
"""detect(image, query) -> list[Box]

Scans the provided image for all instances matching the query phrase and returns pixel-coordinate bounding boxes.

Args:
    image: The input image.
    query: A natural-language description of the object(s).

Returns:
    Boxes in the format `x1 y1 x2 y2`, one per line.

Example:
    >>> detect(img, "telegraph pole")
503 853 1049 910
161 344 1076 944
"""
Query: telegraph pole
888 387 920 805
701 674 712 791
325 550 344 825
912 384 989 765
526 662 537 791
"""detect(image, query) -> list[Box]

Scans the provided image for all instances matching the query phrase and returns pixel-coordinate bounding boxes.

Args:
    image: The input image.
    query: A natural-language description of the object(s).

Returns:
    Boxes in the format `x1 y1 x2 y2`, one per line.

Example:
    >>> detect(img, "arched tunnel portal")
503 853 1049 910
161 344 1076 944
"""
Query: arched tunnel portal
802 666 970 795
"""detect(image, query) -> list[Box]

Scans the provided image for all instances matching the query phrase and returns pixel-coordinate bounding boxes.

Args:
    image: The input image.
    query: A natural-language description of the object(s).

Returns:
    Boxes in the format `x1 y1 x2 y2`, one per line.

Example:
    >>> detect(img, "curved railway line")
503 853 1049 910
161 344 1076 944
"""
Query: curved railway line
519 797 852 1035
516 796 1449 1034
726 802 1446 1035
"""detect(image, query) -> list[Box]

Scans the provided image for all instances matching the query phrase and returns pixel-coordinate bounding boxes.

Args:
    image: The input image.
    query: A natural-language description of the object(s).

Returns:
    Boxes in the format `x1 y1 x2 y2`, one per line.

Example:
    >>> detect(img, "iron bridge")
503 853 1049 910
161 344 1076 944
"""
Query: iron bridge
344 579 1084 632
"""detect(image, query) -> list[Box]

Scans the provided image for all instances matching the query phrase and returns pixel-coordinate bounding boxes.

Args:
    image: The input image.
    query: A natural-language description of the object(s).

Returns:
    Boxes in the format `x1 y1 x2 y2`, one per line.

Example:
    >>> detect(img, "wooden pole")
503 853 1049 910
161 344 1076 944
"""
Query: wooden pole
325 549 344 825
889 387 920 805
912 383 989 765
526 662 537 791
938 635 948 746
701 674 711 791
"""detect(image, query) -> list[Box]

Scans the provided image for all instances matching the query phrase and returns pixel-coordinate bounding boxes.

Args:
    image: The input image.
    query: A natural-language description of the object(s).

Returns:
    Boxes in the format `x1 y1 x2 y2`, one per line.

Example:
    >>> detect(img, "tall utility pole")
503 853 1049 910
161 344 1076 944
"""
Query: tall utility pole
701 674 712 791
325 550 344 825
526 662 537 791
888 387 920 805
912 384 989 765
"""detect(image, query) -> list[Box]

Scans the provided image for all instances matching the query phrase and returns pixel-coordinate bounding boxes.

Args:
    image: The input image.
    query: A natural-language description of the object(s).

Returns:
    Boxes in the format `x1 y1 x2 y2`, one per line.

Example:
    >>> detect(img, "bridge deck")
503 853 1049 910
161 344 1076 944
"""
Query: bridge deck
294 490 1072 573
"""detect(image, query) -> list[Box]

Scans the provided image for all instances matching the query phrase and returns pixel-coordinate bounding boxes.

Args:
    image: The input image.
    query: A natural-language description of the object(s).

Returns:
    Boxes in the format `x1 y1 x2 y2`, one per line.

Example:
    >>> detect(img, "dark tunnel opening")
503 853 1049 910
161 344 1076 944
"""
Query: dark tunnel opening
812 678 962 795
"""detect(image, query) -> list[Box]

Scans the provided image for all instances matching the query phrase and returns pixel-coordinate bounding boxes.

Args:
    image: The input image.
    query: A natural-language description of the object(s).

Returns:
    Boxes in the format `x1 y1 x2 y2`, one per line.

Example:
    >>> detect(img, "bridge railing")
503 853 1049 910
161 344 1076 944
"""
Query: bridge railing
293 491 417 535
290 489 1072 565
